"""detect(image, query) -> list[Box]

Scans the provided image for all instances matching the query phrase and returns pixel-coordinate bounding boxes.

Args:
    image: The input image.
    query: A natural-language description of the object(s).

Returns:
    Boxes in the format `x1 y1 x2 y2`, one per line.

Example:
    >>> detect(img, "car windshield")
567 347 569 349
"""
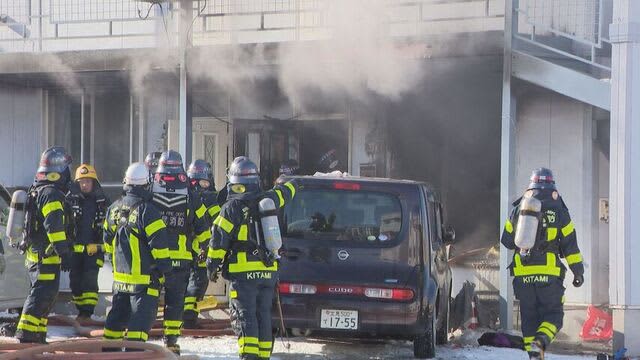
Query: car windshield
282 188 402 245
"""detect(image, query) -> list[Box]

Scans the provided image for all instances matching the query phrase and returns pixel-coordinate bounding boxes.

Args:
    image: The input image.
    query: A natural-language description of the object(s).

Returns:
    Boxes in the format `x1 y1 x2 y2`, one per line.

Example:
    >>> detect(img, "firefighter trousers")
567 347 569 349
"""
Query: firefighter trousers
513 276 565 355
162 267 190 342
15 262 61 343
229 274 277 360
104 287 160 342
70 251 103 315
183 263 209 324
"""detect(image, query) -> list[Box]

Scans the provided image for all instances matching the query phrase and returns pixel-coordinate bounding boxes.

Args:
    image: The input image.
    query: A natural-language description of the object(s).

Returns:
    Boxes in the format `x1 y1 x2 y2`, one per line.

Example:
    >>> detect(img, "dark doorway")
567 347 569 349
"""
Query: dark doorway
234 119 349 187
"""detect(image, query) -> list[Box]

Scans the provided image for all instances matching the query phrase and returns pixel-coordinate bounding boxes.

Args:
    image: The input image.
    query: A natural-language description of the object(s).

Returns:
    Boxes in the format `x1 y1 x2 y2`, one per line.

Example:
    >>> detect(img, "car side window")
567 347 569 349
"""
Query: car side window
435 202 443 241
428 199 442 251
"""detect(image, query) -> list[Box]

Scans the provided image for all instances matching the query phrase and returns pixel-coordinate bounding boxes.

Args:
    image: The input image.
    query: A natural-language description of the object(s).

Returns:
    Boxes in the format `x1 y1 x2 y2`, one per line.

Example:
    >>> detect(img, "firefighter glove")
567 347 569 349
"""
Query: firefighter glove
572 274 584 288
86 243 100 256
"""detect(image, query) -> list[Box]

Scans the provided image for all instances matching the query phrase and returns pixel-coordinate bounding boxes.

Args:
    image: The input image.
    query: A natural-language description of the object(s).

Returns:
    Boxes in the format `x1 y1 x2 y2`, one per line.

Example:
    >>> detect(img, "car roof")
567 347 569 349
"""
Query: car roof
282 175 440 197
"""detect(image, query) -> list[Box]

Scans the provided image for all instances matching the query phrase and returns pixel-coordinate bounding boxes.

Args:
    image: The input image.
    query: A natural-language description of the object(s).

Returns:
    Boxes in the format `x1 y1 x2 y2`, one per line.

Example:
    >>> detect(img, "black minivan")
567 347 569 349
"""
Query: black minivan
274 176 455 358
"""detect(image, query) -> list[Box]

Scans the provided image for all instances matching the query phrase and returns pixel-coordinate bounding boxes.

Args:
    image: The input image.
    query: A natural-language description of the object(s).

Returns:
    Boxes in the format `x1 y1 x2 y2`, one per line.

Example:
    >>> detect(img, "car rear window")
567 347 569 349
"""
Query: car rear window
282 188 402 245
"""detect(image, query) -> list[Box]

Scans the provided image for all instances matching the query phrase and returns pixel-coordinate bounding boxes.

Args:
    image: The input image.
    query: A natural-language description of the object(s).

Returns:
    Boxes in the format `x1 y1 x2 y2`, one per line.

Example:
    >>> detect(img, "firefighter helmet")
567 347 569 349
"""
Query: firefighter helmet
144 152 162 173
37 146 72 174
279 159 300 176
528 167 557 191
75 164 98 181
124 162 150 186
318 149 339 173
227 157 260 186
156 150 185 175
188 159 215 189
187 159 213 181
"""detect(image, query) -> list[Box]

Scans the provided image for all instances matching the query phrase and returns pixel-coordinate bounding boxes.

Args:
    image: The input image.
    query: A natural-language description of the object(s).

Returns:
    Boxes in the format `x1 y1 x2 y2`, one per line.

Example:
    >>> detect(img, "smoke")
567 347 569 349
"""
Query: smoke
277 0 424 104
178 0 425 113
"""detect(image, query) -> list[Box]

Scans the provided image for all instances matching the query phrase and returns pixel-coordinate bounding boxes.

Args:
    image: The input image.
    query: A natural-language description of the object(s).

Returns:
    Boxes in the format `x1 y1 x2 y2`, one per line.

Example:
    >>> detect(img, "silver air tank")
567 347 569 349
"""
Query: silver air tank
514 191 542 254
6 190 28 247
258 197 282 259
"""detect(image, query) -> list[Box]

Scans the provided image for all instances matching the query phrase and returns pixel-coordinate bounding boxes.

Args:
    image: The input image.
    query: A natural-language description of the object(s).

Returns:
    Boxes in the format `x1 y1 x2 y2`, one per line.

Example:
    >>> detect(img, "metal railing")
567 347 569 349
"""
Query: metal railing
0 0 505 53
513 0 612 72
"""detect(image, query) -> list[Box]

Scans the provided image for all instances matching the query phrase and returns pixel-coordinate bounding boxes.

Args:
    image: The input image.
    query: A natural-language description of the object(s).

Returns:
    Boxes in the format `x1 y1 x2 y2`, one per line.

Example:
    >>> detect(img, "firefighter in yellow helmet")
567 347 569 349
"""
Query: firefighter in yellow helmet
67 164 110 320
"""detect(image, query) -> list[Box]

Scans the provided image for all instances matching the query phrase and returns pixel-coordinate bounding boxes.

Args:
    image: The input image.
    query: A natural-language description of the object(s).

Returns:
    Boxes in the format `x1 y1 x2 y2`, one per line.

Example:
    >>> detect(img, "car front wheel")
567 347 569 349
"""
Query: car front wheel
413 312 436 359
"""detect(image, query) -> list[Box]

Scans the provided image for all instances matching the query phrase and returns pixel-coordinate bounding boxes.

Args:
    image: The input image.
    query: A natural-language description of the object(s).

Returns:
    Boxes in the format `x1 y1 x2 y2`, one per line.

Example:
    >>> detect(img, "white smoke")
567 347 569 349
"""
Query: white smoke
277 0 424 102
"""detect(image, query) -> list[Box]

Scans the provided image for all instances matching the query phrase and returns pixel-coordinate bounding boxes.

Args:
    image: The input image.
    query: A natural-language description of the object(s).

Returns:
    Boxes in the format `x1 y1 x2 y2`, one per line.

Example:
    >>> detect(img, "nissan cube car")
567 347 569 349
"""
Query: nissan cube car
274 176 455 359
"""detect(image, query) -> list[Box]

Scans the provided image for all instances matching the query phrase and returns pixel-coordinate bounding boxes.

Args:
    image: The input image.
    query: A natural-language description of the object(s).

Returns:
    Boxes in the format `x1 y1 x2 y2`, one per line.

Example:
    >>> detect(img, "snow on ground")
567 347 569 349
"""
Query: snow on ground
155 335 597 360
0 326 597 360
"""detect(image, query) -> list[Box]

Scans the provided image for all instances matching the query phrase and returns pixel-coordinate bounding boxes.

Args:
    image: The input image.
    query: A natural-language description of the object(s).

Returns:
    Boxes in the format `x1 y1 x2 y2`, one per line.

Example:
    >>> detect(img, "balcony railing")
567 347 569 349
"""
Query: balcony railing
0 0 504 54
513 0 612 73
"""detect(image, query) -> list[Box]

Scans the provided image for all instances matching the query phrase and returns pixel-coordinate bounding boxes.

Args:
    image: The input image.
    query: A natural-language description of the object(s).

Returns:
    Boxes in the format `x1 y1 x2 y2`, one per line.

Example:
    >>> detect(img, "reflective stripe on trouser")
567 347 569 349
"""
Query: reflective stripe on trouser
70 252 101 313
15 263 61 342
163 268 190 338
183 266 210 322
104 287 160 342
512 277 564 353
229 277 277 359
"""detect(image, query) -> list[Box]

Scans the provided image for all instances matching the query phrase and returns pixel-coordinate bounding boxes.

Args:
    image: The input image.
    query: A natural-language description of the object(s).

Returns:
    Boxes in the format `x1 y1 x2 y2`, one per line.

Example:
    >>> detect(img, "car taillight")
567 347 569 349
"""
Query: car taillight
364 287 414 301
333 182 361 191
279 283 317 295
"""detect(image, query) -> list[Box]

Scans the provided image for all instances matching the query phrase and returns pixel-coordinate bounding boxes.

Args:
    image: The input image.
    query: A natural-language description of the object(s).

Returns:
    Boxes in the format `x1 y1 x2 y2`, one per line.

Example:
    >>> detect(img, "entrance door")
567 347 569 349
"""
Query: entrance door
192 117 232 191
192 117 232 302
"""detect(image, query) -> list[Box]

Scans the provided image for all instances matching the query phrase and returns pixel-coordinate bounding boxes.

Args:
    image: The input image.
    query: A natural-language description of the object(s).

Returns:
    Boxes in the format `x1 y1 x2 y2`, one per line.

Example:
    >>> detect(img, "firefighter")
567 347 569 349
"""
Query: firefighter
183 159 221 329
144 152 162 182
15 146 73 344
151 150 211 354
102 162 172 344
501 168 584 360
278 159 300 178
207 156 299 360
68 164 110 320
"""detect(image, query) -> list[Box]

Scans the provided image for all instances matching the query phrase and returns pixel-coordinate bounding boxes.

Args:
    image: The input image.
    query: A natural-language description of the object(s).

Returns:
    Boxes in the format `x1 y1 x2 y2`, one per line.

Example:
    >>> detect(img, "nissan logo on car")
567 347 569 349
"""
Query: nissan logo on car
337 250 349 261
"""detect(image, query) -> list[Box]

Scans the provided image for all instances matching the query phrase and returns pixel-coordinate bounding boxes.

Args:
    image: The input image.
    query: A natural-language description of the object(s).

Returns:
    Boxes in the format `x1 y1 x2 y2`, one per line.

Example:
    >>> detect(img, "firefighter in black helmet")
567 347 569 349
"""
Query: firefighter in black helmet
151 150 211 354
145 152 162 182
207 156 299 360
15 146 73 344
501 168 584 360
183 159 221 329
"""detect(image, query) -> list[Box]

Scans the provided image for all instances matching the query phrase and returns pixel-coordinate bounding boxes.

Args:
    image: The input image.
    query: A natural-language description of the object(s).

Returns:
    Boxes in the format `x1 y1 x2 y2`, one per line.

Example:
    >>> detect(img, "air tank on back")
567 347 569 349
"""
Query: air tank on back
6 190 28 247
514 192 542 254
258 197 282 260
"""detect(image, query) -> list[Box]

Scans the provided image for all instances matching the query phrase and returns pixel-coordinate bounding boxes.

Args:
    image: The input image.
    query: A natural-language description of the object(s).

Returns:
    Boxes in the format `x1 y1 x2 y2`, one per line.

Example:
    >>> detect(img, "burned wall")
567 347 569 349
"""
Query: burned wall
388 56 503 254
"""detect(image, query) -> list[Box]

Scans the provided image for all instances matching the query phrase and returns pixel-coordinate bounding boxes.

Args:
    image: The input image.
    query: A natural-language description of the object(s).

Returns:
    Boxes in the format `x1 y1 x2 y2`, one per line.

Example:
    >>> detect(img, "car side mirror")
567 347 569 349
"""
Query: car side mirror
443 224 456 244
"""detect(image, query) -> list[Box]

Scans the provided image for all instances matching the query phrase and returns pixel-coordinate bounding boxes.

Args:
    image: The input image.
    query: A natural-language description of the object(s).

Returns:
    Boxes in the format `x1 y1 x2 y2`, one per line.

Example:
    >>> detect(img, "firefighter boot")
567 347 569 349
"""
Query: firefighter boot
77 310 92 323
183 318 202 329
164 336 180 355
529 337 546 360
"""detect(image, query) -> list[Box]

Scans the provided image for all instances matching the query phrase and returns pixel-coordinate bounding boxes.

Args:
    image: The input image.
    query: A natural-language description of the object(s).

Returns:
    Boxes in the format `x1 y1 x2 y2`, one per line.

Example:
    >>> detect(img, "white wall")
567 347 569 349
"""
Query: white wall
0 86 43 187
516 89 606 305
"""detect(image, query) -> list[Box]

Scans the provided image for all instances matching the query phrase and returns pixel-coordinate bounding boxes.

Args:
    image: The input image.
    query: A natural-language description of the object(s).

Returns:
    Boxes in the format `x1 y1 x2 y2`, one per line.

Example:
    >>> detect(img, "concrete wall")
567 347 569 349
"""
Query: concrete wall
515 87 609 340
0 86 43 187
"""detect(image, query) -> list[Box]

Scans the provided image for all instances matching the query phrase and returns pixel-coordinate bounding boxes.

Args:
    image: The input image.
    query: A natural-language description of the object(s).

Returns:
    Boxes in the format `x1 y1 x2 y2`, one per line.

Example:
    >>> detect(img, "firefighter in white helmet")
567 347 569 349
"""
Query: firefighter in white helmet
102 162 172 345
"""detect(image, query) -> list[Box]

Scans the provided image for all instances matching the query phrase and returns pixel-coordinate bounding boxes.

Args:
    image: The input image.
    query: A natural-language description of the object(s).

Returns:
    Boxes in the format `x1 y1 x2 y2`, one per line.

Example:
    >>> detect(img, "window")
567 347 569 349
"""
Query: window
204 134 217 166
283 189 402 246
